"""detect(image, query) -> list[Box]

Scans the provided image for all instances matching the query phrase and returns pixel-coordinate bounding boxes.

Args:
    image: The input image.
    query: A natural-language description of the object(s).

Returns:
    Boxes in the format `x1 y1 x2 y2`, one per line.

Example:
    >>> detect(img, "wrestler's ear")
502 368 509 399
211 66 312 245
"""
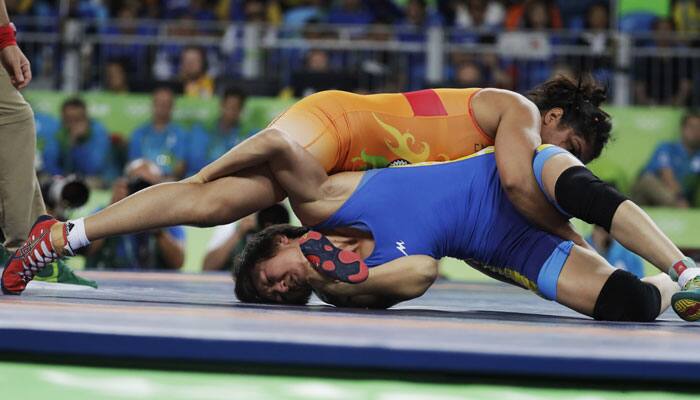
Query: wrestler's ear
543 107 564 126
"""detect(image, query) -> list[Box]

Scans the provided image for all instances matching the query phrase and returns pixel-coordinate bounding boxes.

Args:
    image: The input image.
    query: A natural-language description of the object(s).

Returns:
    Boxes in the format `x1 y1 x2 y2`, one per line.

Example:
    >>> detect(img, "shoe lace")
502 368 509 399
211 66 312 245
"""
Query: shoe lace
19 231 57 283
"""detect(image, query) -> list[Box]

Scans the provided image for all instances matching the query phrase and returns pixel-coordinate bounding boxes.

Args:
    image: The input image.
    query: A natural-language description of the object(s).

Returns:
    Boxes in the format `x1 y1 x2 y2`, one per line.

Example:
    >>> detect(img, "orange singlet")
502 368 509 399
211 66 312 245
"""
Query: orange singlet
267 88 494 173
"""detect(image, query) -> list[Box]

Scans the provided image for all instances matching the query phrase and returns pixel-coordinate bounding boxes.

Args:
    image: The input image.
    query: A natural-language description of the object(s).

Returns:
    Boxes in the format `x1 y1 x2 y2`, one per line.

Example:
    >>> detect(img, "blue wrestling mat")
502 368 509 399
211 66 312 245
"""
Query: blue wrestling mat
0 271 698 383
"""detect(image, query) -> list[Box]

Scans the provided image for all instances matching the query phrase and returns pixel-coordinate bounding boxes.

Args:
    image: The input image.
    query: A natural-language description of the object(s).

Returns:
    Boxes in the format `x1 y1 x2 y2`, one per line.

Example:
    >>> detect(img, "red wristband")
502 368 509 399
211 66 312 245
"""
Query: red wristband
0 23 17 50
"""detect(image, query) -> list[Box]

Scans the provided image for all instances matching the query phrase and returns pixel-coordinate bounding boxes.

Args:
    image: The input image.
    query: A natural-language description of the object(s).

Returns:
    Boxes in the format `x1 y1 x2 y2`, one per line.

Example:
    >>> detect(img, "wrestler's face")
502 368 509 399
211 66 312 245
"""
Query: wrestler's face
540 108 593 163
253 239 313 304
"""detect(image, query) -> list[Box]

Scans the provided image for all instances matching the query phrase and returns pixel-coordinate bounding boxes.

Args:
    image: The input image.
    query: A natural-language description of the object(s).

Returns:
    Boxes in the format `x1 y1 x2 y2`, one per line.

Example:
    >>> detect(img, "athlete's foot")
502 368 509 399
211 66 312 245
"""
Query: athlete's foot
672 275 700 321
1 215 65 295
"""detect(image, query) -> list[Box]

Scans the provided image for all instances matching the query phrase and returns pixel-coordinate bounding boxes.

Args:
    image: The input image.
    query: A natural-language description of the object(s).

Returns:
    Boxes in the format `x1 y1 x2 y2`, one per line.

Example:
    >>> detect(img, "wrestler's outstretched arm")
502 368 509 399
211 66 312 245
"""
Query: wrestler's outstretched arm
310 255 438 309
188 127 287 184
472 90 588 249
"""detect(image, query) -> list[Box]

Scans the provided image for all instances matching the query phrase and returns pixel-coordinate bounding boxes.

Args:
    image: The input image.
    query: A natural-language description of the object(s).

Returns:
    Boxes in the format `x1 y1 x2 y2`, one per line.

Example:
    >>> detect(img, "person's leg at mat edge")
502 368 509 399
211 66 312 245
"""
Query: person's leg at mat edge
534 146 697 321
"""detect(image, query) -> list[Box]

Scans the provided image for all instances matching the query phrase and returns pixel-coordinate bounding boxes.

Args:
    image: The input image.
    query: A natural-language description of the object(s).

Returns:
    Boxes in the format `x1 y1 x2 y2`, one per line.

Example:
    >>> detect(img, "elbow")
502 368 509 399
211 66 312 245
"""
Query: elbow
260 128 292 153
500 177 529 201
411 262 438 296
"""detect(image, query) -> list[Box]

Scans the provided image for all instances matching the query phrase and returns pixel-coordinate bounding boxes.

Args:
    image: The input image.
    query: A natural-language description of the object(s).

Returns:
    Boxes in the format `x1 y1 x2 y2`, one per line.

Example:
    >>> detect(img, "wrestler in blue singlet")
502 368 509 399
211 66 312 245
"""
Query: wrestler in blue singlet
315 148 574 301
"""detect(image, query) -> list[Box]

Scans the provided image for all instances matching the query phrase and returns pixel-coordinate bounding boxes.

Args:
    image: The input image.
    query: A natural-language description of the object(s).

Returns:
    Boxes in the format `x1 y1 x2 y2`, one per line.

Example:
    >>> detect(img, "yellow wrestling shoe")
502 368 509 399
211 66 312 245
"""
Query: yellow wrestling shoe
668 257 700 321
672 275 700 321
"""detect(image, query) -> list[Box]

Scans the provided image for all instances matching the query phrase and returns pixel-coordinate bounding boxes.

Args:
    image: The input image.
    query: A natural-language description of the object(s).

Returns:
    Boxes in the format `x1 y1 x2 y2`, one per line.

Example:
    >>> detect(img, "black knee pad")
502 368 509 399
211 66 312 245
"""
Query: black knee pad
593 269 661 322
554 166 628 231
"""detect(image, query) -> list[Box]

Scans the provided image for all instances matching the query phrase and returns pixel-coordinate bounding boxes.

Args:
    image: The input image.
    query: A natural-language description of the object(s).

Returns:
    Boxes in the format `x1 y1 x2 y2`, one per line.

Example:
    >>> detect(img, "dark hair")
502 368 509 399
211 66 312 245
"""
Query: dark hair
233 224 310 304
527 75 612 161
152 83 176 96
652 16 675 32
61 97 87 112
222 85 248 105
257 204 290 229
682 109 700 127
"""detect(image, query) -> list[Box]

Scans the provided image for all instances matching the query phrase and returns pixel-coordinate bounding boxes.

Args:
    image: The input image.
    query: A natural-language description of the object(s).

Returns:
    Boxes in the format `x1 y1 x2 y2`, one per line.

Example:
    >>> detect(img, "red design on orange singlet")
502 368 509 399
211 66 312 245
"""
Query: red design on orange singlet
403 89 448 116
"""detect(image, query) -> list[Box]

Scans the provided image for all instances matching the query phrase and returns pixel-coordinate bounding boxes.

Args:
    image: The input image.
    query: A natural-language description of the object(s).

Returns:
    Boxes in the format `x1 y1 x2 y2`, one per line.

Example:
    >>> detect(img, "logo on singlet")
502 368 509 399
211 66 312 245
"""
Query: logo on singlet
396 241 408 256
388 159 410 167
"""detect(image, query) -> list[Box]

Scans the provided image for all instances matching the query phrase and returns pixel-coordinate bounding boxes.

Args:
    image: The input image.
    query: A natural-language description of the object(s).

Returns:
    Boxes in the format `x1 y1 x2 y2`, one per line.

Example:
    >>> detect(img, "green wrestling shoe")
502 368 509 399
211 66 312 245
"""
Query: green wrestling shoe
34 259 98 289
672 275 700 322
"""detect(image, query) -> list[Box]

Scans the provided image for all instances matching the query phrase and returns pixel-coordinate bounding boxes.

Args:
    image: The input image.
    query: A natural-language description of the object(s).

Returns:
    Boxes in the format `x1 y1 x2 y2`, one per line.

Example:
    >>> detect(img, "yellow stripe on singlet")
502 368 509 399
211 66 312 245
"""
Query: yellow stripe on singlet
389 147 496 169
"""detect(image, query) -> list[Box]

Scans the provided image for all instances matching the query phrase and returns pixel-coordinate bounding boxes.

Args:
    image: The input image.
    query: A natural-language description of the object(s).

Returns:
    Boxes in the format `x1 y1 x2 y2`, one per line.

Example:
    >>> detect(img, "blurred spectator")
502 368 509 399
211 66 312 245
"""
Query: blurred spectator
142 0 161 18
397 0 441 90
365 0 403 24
305 48 330 72
166 0 216 21
633 17 693 106
358 22 400 92
180 46 215 98
84 159 186 270
631 110 700 208
327 0 372 25
243 0 271 22
291 48 357 96
672 0 700 33
556 0 598 28
34 111 60 174
450 60 486 87
187 87 251 176
450 0 505 30
128 86 188 179
52 98 115 186
203 204 290 271
283 0 328 27
103 59 130 93
219 0 281 23
400 0 442 28
587 225 644 278
502 0 560 91
571 2 613 83
505 0 562 30
100 0 154 82
153 8 219 81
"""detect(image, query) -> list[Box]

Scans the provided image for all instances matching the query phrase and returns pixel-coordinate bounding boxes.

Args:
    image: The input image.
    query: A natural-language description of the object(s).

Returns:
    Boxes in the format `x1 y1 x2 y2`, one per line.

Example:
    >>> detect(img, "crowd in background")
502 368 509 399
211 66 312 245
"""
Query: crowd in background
6 0 700 105
32 85 259 271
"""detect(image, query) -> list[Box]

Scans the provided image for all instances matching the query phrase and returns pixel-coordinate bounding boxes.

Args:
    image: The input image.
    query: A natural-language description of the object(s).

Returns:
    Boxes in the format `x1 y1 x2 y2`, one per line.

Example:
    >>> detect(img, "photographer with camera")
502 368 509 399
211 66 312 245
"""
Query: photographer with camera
83 159 185 270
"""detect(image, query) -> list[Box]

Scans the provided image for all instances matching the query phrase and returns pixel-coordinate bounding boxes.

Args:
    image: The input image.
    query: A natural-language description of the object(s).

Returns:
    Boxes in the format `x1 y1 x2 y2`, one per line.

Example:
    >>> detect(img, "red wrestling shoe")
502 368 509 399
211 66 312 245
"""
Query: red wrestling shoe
299 230 369 284
1 215 61 294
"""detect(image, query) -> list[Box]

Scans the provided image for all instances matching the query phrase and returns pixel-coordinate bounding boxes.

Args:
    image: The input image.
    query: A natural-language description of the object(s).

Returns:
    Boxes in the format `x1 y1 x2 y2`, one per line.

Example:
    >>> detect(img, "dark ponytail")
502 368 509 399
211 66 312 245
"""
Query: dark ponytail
527 75 612 161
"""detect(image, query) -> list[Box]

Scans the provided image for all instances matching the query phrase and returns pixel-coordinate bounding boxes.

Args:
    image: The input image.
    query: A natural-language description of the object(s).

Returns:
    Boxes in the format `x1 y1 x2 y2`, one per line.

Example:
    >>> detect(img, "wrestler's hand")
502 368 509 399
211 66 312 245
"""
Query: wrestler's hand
0 44 31 89
181 172 207 184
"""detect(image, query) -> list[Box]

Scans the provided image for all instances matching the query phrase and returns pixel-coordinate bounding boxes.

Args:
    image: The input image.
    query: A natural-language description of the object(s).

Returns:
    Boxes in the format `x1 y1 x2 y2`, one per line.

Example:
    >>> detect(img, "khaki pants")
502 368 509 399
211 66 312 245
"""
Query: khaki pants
0 69 45 252
630 173 678 207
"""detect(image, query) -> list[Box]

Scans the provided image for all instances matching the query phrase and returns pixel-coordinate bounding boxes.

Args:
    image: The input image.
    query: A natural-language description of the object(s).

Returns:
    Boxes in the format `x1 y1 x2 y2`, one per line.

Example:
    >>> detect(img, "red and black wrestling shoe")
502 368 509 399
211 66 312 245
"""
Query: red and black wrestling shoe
1 215 60 294
299 230 369 284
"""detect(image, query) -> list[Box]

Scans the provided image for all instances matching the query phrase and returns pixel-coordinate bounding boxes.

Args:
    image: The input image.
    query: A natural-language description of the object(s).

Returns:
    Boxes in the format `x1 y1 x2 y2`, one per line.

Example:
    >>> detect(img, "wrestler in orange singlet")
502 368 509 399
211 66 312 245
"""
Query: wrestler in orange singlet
268 89 492 172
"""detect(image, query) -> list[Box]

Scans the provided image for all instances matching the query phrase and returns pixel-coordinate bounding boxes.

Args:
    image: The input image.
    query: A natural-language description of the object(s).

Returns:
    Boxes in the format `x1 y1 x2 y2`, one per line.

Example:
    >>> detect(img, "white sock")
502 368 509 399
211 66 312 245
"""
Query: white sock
64 218 90 255
678 268 700 290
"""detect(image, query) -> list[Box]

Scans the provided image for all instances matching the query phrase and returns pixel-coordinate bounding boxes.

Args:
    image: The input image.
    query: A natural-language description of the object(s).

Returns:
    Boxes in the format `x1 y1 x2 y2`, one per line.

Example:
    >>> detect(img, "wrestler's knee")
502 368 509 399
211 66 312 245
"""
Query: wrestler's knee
593 269 661 322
